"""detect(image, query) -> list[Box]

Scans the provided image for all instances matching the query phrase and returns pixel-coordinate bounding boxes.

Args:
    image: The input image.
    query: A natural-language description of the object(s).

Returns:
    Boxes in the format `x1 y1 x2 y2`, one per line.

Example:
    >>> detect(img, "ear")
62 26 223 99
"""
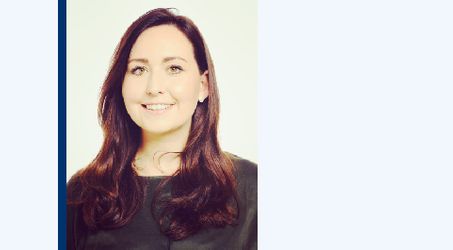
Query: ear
198 70 209 103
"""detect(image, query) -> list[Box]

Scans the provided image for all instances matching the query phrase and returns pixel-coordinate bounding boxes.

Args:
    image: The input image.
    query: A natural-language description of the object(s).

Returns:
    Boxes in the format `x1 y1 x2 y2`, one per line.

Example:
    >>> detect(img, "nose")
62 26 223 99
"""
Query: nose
145 72 165 95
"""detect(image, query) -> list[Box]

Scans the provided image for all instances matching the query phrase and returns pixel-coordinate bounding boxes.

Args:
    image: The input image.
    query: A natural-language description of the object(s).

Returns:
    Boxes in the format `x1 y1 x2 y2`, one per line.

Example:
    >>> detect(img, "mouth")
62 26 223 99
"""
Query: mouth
141 103 174 112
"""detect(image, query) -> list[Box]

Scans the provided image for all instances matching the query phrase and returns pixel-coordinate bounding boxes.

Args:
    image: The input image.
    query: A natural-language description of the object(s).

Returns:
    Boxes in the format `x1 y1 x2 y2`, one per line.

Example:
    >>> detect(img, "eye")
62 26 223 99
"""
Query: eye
168 65 183 74
130 66 147 76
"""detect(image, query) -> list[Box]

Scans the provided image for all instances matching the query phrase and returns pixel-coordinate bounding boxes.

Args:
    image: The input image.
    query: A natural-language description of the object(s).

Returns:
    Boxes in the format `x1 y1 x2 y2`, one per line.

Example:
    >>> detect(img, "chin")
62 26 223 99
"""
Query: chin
141 126 175 135
140 121 189 136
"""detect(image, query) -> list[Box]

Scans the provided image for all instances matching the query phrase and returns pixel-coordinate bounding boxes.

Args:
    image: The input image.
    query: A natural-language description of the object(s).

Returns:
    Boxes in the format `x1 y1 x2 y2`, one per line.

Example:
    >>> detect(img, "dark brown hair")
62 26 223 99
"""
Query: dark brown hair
67 8 238 240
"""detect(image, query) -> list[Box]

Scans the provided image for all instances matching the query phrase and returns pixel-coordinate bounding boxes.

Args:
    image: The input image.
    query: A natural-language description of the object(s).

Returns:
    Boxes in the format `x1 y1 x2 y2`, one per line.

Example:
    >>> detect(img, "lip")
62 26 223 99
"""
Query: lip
141 103 175 114
141 102 175 105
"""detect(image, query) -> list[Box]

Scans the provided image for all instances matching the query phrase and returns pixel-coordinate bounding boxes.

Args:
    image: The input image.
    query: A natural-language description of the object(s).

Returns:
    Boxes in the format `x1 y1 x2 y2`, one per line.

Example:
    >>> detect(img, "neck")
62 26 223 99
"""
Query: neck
134 123 191 176
139 123 191 155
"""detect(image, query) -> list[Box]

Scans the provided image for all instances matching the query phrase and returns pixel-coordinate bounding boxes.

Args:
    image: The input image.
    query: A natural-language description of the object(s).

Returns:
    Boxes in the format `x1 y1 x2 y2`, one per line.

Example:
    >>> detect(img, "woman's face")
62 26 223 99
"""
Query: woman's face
122 25 208 136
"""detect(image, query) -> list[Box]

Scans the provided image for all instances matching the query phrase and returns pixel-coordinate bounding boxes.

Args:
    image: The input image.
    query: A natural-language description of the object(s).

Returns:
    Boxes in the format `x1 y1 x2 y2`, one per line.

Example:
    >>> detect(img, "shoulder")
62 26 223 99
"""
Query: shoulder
225 152 257 195
226 152 257 179
67 171 84 202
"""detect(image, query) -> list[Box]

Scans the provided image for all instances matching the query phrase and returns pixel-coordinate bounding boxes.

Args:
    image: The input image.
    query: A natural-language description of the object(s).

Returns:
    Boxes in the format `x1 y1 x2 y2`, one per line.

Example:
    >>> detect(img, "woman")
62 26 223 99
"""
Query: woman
67 8 257 250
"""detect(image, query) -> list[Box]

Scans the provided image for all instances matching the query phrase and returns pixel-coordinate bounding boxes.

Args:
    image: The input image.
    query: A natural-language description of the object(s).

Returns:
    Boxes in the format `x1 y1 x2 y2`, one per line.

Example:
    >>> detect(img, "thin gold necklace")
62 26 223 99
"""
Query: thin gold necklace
132 157 165 174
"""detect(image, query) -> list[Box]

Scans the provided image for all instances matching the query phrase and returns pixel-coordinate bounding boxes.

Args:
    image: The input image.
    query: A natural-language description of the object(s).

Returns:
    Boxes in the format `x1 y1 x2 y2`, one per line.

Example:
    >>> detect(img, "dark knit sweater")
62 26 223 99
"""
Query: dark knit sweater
67 155 257 250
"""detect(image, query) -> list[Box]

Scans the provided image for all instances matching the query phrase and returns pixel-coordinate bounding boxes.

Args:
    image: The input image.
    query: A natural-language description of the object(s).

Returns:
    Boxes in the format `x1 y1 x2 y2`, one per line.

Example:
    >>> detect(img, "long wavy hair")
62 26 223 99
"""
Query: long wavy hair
67 8 238 241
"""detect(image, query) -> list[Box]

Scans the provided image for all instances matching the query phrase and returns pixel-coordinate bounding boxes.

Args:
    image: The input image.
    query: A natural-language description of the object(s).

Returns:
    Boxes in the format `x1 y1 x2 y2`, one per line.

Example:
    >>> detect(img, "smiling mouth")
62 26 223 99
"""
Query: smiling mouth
141 104 174 111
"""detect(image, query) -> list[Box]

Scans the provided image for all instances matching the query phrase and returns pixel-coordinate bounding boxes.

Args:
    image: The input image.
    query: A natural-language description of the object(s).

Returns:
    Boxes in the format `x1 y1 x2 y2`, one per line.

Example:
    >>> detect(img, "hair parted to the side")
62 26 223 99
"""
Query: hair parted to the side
67 8 238 240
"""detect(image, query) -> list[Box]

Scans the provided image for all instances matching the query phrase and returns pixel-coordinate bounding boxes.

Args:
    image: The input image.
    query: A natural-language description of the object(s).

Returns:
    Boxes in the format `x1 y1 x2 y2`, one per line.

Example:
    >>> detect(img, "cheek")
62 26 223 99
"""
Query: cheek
172 79 200 103
122 81 141 103
122 83 142 119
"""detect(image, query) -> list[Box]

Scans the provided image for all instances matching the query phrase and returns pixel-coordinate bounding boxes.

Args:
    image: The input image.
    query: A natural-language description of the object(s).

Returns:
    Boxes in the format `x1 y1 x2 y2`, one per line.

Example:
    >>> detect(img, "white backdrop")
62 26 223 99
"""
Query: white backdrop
67 0 257 180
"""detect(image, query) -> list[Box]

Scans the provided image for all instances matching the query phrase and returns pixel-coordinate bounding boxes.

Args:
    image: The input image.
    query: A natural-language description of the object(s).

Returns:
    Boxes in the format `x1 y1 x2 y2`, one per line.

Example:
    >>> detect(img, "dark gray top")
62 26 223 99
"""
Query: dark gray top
67 155 257 250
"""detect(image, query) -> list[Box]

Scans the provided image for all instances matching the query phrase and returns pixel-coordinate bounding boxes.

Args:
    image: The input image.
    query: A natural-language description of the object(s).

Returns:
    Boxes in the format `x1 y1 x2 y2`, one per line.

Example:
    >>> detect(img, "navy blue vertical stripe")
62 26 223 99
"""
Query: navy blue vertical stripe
58 0 67 249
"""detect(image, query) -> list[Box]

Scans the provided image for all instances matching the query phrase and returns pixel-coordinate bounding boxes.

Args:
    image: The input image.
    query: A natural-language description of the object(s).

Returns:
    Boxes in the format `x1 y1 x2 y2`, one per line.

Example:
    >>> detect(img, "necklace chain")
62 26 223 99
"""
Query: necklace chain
132 152 181 175
132 158 165 174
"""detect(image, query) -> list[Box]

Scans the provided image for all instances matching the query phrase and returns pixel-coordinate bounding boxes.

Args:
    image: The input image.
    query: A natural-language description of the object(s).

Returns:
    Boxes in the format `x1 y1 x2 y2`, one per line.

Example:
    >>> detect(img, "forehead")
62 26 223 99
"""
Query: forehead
129 25 195 61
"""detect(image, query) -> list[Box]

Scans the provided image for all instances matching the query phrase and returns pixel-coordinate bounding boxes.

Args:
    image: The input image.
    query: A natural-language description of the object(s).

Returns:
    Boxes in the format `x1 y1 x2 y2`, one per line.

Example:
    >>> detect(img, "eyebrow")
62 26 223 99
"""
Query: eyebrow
128 58 148 64
128 56 188 64
163 56 188 63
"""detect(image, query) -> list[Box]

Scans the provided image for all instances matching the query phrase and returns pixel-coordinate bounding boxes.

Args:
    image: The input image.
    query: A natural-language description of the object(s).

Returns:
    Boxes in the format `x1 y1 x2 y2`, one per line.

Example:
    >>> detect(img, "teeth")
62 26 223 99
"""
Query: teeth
145 104 171 111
